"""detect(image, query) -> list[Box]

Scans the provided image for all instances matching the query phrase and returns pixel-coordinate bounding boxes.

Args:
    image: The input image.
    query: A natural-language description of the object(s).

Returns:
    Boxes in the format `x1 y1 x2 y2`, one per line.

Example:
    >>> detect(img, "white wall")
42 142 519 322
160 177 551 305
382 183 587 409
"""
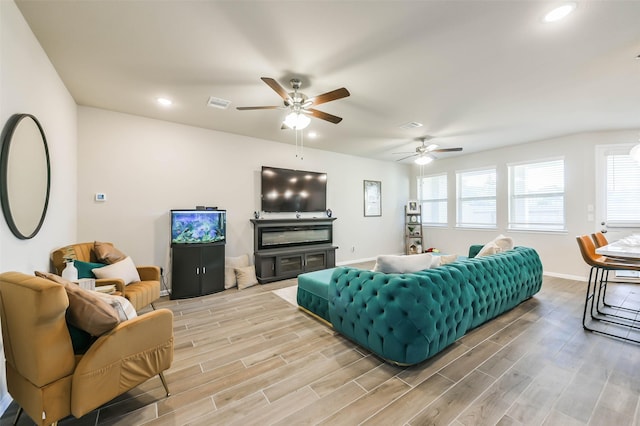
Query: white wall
77 106 411 289
0 0 78 414
412 130 640 280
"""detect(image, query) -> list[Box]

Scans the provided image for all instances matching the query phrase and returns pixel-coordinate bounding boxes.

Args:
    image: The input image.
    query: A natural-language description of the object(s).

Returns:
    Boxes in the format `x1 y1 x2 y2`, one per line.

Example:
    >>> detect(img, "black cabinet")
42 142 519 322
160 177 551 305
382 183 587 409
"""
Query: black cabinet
171 244 225 299
253 245 337 284
250 218 337 284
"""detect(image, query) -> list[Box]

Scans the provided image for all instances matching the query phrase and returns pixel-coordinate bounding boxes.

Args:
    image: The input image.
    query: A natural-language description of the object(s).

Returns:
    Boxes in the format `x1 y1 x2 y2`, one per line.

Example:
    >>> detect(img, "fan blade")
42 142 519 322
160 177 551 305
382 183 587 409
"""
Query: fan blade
392 151 415 155
308 88 350 106
306 109 343 124
261 77 292 103
432 147 463 152
396 153 418 162
236 106 281 110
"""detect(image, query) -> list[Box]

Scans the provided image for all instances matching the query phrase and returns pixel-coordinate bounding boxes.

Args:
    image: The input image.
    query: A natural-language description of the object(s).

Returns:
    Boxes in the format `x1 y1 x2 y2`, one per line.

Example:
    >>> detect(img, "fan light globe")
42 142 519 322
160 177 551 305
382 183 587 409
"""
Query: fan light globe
284 112 311 130
415 155 433 165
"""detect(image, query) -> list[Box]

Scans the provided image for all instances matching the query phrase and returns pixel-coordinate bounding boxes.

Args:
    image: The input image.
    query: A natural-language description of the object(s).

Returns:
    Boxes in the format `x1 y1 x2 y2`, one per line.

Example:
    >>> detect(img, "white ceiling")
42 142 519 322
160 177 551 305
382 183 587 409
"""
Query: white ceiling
15 0 640 163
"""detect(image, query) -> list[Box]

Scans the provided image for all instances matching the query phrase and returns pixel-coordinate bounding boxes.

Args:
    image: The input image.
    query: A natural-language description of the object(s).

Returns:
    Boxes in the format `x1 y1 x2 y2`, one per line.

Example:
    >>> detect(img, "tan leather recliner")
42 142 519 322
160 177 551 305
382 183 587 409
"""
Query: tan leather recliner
51 242 161 311
0 271 173 426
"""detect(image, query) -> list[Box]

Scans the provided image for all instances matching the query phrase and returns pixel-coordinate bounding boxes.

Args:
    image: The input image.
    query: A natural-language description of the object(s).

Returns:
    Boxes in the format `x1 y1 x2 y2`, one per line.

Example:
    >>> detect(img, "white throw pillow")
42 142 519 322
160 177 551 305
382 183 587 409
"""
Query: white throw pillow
93 292 138 320
476 241 501 257
92 256 141 285
493 234 514 251
439 254 459 265
373 253 433 274
235 265 258 290
225 254 249 289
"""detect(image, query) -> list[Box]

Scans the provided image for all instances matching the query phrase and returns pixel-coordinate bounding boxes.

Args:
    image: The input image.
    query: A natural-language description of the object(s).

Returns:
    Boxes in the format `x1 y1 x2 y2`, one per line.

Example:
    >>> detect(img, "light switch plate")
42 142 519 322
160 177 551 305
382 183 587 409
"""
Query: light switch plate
95 193 107 202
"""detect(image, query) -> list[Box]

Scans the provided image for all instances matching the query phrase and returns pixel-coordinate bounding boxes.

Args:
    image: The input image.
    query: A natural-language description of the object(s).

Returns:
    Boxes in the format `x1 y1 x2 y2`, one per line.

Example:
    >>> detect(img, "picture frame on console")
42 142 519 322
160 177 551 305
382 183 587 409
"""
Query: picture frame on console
363 180 381 217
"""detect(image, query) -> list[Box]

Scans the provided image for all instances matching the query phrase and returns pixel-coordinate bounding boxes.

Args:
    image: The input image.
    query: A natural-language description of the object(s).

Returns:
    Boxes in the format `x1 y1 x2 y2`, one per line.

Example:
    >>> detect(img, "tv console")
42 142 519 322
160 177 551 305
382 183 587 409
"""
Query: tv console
250 218 337 284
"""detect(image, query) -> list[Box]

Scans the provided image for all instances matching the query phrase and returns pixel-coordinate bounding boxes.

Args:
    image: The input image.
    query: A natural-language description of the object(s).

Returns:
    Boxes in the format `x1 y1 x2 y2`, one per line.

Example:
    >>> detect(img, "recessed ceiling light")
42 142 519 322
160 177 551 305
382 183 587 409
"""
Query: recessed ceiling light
543 3 576 23
157 97 172 106
308 131 317 138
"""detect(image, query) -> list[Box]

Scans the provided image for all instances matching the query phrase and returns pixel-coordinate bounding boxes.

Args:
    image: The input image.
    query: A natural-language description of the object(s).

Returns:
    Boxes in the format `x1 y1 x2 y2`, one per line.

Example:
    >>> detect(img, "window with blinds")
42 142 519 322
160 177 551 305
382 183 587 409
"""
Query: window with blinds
456 168 496 228
508 158 565 231
418 173 447 226
605 152 640 225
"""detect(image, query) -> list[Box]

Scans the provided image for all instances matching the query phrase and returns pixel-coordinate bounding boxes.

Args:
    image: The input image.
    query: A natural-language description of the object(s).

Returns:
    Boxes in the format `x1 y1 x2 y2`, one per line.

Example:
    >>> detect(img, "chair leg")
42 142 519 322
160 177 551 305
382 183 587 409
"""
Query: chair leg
150 302 156 310
159 372 170 397
13 406 22 425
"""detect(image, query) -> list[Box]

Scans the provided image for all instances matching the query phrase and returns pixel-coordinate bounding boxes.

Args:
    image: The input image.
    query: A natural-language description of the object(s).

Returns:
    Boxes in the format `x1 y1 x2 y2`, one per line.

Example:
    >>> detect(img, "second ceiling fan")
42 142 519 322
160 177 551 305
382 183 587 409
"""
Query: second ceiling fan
394 136 463 165
237 77 350 129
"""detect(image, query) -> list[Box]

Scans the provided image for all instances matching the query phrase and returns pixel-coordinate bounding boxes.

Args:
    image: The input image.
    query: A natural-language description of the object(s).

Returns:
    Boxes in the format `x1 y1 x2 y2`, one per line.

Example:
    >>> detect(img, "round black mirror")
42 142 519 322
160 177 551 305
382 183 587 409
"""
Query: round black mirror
0 114 51 239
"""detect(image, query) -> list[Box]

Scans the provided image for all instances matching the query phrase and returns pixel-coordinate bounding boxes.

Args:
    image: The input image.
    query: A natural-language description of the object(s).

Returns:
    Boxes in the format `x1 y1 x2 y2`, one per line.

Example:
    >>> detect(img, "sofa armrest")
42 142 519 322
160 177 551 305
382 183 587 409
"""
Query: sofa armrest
328 267 473 365
70 308 174 416
137 265 161 281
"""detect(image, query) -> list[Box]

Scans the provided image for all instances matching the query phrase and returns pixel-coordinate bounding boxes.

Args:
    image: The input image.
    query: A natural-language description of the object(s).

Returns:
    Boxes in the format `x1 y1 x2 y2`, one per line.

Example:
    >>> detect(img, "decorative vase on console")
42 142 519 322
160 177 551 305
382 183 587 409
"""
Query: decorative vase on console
61 258 78 282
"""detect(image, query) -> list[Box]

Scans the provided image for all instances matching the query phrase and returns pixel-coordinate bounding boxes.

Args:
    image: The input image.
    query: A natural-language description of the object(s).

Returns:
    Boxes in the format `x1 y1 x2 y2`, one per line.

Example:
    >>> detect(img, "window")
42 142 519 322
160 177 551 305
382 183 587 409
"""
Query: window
604 150 640 226
508 158 565 231
418 173 447 226
457 168 496 228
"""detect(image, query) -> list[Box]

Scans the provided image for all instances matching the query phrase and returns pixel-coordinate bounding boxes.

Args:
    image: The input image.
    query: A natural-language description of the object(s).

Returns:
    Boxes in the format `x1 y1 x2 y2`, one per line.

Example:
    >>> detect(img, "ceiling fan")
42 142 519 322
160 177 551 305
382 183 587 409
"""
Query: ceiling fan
236 77 350 129
394 136 463 165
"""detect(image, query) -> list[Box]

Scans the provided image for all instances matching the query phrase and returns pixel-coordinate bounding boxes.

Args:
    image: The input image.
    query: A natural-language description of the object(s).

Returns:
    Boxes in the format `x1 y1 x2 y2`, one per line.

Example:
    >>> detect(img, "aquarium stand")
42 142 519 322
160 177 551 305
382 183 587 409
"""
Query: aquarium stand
170 243 225 299
250 218 337 284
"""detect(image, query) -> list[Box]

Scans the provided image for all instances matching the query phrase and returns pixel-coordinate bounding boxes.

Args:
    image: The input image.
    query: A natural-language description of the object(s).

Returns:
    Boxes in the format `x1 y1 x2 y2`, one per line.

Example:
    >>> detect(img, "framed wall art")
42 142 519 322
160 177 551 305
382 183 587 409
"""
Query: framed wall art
364 180 381 217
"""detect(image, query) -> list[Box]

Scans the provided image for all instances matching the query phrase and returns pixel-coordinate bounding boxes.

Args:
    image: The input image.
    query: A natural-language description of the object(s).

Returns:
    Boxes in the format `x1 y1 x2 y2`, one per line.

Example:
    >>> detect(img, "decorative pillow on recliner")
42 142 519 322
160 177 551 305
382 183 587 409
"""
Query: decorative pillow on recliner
92 256 141 285
94 241 127 264
373 253 434 273
225 254 249 289
74 259 106 278
93 292 137 321
34 271 120 336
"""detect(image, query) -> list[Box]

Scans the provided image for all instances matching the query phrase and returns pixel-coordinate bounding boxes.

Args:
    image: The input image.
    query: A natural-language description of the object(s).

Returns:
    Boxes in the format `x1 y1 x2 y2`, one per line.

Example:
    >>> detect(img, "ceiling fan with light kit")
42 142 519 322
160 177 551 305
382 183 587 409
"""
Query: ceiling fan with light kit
394 136 463 165
236 77 350 130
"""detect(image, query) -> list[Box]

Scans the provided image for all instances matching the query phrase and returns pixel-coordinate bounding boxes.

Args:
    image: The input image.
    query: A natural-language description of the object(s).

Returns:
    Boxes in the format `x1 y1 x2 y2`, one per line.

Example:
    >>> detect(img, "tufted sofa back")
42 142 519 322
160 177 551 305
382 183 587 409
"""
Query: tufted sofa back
328 246 542 365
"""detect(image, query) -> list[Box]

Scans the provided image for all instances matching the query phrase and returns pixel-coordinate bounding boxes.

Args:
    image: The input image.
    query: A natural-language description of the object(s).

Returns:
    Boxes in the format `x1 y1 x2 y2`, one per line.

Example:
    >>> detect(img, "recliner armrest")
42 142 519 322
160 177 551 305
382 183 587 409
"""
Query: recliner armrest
70 308 174 416
137 265 161 281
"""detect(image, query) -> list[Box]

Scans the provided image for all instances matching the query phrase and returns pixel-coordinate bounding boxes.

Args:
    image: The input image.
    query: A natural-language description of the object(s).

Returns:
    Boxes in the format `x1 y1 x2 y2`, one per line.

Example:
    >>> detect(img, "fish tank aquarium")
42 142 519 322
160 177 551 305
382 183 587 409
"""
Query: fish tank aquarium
170 209 226 245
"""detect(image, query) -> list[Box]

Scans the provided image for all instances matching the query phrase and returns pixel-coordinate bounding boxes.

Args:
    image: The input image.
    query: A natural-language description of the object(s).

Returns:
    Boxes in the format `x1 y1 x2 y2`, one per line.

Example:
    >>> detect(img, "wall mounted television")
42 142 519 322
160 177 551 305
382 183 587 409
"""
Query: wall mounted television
261 166 327 212
171 209 226 245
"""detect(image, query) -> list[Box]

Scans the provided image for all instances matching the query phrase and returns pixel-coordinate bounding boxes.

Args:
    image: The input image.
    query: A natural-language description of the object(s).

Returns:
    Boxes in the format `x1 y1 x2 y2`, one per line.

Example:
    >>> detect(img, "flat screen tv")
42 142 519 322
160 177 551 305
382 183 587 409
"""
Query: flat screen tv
261 166 327 212
171 209 226 245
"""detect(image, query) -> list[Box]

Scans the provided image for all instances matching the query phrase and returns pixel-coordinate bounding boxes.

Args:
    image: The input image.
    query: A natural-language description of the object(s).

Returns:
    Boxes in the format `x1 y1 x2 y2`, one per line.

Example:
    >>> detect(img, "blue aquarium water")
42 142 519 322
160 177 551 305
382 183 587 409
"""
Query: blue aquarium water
171 210 226 244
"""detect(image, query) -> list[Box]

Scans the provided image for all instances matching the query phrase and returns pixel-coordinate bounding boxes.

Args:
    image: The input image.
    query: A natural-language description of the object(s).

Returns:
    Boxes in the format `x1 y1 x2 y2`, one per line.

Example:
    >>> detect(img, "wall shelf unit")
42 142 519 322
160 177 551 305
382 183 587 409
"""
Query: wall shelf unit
405 206 424 254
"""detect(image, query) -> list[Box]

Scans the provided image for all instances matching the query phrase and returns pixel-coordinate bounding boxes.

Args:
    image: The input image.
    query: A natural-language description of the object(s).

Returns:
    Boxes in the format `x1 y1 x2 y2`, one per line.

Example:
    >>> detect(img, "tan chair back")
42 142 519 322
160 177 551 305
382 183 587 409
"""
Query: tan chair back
51 242 114 274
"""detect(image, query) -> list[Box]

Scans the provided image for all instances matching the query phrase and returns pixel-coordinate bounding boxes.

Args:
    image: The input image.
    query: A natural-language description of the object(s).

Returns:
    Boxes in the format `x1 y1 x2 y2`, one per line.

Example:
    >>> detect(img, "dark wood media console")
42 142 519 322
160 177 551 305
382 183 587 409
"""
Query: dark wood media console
250 218 337 284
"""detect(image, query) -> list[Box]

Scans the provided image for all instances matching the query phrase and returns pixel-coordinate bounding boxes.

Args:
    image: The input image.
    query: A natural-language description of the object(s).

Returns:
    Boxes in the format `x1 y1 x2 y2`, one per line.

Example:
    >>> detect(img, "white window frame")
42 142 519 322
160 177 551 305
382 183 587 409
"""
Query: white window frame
456 167 497 229
417 173 448 226
508 157 566 232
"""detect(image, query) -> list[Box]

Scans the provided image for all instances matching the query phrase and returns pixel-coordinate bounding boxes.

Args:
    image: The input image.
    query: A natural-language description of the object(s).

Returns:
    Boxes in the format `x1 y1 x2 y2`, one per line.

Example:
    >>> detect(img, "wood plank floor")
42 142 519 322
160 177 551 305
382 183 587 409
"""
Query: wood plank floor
4 266 640 425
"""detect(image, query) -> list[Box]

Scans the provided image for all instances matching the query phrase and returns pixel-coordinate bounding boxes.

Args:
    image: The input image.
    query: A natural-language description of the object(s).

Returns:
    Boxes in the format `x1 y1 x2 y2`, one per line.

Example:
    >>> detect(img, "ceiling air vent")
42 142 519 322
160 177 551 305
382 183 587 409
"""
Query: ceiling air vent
399 121 423 130
207 96 231 109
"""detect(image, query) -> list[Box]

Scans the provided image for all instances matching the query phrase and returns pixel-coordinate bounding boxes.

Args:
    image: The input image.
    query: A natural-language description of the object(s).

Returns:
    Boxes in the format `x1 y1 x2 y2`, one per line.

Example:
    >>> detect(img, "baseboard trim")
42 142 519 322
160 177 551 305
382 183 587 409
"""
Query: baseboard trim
543 271 586 282
0 394 12 418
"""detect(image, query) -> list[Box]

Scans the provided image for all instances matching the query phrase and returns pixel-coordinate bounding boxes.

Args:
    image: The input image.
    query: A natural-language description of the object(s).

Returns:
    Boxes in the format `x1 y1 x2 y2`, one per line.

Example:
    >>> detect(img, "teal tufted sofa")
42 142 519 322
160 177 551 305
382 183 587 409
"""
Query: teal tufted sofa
297 246 543 365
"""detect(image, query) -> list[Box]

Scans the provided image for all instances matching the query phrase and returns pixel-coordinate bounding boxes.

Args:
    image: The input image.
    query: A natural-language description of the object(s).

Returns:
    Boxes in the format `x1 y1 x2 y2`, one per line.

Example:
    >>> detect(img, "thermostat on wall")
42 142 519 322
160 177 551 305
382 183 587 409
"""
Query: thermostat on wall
95 193 107 202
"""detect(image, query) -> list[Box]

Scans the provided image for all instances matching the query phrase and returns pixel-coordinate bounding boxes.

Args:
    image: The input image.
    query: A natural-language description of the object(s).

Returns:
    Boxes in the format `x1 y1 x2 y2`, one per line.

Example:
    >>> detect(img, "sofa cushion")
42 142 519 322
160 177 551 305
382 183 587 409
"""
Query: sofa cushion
34 271 120 336
74 260 106 279
94 241 127 264
92 256 141 285
373 253 433 274
236 266 258 290
225 254 249 289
